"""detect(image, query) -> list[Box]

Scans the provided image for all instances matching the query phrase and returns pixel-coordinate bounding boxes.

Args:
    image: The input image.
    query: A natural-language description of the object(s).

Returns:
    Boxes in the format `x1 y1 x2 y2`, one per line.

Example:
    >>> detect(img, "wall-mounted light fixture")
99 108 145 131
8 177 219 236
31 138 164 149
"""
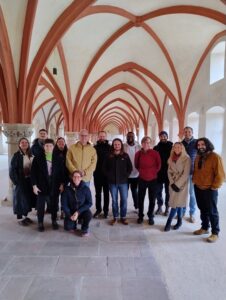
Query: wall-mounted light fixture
53 67 57 75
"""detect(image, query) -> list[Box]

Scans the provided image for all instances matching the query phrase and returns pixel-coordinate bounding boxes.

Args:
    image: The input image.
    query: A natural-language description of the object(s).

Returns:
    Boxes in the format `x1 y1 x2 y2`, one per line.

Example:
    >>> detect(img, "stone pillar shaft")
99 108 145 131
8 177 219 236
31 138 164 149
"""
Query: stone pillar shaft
2 123 33 205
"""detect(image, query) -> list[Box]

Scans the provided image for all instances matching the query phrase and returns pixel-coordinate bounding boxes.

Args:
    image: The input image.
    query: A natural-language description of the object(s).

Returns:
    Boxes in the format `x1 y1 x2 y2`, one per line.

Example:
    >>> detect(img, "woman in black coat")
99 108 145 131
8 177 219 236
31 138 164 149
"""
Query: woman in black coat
9 138 35 225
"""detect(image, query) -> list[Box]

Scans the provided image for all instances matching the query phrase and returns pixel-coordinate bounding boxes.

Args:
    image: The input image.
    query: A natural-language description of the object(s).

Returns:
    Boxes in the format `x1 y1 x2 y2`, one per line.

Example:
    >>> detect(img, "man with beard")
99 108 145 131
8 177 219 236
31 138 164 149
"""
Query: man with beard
124 132 141 211
153 131 173 216
193 138 225 243
93 131 111 218
182 126 197 223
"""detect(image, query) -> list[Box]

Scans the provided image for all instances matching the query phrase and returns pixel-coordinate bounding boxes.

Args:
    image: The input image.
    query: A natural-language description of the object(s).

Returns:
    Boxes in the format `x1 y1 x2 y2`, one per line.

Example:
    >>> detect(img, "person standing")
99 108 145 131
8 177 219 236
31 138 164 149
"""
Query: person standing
164 142 191 231
182 126 197 223
31 139 64 231
154 131 173 216
124 132 141 211
102 138 132 225
135 136 161 225
66 129 97 187
9 138 36 226
93 131 111 218
52 137 69 219
61 171 92 237
192 138 225 243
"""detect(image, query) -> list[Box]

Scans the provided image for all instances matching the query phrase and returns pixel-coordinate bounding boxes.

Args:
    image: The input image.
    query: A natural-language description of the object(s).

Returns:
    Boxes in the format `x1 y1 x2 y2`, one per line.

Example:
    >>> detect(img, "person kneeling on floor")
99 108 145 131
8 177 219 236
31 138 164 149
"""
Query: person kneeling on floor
61 171 92 237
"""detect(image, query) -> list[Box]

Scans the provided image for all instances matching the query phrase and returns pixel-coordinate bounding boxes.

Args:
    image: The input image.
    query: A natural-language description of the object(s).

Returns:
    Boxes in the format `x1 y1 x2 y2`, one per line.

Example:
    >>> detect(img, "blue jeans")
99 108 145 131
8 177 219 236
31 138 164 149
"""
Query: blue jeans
109 183 128 218
194 185 219 235
168 207 183 220
183 175 196 215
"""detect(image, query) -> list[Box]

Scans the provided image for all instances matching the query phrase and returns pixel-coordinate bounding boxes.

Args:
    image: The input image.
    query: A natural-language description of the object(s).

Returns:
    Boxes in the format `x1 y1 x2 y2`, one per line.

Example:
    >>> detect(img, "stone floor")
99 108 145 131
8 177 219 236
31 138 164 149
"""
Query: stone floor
0 154 226 300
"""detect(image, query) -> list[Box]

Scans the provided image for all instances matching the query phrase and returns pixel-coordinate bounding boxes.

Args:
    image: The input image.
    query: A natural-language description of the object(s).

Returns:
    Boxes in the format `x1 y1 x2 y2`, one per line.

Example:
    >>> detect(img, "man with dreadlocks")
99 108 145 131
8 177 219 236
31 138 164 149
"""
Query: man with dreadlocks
192 137 225 243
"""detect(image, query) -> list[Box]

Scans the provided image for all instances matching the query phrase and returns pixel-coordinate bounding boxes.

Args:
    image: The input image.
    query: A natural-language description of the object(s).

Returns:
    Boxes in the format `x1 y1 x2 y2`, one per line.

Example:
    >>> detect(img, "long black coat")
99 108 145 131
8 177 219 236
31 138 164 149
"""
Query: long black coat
9 151 35 216
31 152 64 196
153 141 173 183
94 140 111 177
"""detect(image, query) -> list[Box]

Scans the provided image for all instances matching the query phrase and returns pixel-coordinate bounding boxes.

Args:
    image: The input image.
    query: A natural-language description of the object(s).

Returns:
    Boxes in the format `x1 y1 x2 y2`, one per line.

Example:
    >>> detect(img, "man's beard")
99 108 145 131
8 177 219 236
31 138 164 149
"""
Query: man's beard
197 148 206 155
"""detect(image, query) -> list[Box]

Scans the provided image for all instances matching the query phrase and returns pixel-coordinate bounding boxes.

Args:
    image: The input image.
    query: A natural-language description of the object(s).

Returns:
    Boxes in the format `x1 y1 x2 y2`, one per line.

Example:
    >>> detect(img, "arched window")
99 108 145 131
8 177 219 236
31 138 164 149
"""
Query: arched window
210 41 225 84
206 106 224 154
172 118 179 143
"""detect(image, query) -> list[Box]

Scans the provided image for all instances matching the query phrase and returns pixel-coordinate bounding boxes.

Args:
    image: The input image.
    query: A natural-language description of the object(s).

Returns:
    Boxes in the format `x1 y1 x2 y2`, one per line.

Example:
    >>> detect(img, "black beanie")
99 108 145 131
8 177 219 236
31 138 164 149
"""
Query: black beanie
159 131 168 137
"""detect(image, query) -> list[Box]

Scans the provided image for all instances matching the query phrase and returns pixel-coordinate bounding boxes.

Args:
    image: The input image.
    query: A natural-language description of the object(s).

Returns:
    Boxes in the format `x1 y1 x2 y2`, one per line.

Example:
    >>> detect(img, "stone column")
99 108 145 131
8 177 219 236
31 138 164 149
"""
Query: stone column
65 132 78 147
90 132 98 145
0 125 5 154
1 123 33 205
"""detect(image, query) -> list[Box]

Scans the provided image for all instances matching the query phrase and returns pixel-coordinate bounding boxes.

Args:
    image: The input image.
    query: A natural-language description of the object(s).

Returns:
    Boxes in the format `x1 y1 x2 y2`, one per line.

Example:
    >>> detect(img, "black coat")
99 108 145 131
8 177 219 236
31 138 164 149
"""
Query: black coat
61 181 92 218
52 146 69 186
31 152 64 196
153 141 173 182
102 152 132 184
9 151 35 216
94 140 111 177
31 139 44 157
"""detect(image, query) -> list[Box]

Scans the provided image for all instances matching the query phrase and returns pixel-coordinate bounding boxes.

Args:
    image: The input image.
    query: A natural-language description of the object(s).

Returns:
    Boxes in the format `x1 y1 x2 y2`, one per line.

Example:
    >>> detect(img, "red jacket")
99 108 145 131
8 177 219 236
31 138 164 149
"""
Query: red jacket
135 149 161 181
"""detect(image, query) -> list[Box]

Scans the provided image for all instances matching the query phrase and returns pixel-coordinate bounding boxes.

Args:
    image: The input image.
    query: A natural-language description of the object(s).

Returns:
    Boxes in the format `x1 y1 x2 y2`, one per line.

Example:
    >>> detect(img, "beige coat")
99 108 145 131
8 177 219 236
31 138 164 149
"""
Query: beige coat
168 153 191 208
66 142 97 182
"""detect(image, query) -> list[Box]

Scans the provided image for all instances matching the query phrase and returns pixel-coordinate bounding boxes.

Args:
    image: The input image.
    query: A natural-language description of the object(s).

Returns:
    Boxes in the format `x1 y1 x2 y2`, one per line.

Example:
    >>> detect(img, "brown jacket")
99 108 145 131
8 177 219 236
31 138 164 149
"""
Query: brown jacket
192 152 225 189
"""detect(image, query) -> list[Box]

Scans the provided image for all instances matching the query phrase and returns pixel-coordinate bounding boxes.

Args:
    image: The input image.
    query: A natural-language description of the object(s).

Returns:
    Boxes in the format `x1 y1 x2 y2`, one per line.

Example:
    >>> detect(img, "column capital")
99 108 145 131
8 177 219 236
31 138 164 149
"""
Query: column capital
3 123 33 144
64 131 79 147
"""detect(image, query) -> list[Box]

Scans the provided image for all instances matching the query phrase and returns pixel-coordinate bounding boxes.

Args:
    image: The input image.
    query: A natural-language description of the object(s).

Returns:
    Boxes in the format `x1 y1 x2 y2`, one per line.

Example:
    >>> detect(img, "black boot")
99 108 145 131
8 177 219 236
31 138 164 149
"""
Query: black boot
164 206 169 216
164 218 172 232
38 223 45 232
52 220 59 230
173 217 182 230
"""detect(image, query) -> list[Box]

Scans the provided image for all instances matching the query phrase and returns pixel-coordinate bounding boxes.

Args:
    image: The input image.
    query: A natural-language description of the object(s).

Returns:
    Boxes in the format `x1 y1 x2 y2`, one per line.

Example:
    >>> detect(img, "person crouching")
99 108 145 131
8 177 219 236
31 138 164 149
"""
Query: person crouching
61 171 92 237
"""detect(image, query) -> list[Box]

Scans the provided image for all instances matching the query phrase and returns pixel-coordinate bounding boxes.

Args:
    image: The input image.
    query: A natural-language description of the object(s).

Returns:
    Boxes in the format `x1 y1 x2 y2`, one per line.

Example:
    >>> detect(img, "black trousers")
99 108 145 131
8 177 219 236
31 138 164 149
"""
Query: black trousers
156 180 169 208
94 175 109 214
138 178 158 220
36 193 58 223
64 209 92 232
194 185 220 235
128 177 139 209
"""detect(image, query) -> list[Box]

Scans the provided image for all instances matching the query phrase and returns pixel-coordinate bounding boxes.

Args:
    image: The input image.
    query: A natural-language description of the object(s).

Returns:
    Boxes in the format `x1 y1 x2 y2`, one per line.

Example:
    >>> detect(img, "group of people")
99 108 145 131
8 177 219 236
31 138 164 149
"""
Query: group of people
9 126 225 242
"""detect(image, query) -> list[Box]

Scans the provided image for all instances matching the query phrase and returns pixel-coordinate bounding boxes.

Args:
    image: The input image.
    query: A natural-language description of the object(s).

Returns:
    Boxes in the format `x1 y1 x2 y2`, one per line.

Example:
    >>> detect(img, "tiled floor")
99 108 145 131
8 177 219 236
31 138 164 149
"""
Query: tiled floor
0 208 169 300
1 154 226 300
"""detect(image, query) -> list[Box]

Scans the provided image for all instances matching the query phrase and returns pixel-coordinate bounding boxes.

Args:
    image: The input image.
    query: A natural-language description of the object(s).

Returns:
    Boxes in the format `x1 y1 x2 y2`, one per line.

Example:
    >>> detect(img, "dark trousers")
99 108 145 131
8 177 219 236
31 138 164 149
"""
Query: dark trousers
128 177 139 209
138 178 158 220
156 180 169 208
64 209 92 233
94 175 109 214
194 185 220 235
36 194 58 223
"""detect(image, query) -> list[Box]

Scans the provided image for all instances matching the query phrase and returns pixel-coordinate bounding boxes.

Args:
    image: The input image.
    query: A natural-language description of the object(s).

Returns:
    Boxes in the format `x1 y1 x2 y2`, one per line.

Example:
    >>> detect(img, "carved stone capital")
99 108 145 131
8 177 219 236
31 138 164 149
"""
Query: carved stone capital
3 123 33 144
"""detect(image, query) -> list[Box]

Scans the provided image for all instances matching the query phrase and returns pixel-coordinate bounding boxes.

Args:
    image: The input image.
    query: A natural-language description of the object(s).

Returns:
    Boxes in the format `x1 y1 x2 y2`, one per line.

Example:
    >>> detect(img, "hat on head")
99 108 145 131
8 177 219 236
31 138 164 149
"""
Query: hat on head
159 131 168 137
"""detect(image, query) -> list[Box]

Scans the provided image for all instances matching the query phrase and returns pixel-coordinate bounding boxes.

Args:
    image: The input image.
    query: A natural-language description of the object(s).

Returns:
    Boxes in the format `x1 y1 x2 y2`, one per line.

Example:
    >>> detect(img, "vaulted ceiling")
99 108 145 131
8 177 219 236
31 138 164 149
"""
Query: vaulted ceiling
0 0 225 135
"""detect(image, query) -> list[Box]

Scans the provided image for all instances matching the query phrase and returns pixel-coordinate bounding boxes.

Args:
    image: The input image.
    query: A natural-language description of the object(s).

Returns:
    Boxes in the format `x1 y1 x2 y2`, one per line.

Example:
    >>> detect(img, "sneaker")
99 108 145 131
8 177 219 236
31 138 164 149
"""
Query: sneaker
207 234 218 243
93 211 101 218
193 228 209 235
155 206 163 215
137 218 143 224
189 215 195 223
148 219 155 225
104 213 108 219
81 231 89 237
121 218 128 225
52 221 59 230
110 218 117 226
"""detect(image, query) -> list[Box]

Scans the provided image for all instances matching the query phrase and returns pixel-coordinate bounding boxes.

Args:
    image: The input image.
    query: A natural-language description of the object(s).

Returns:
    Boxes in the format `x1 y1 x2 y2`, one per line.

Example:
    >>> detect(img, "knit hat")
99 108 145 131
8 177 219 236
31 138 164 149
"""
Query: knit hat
159 131 168 137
